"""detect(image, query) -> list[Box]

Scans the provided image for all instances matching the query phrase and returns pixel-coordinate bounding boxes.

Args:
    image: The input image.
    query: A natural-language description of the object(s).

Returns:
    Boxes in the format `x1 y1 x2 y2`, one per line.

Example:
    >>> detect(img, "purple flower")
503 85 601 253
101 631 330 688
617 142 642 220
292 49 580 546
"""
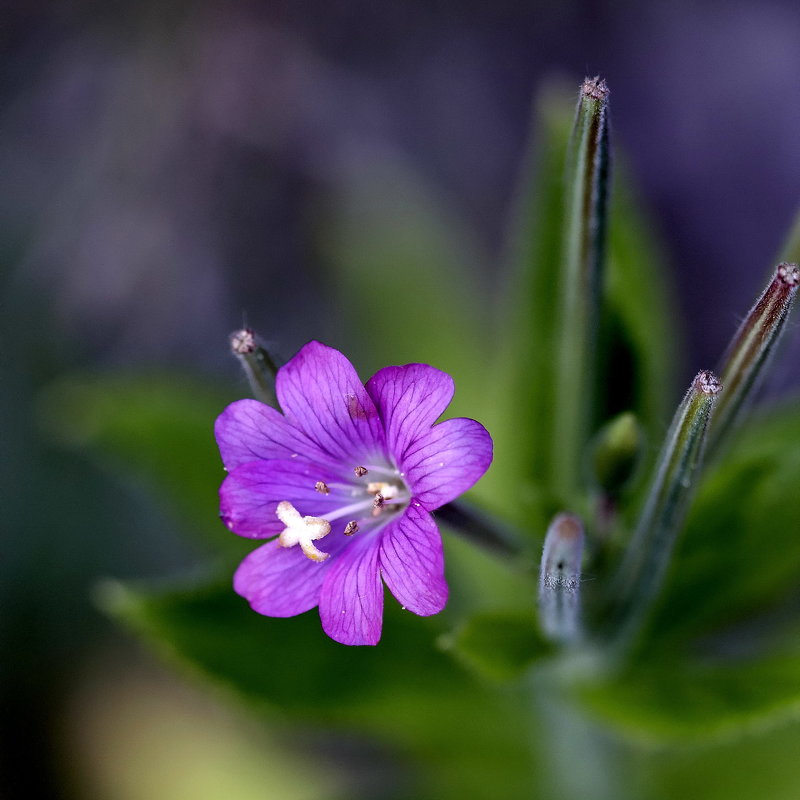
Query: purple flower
215 341 493 646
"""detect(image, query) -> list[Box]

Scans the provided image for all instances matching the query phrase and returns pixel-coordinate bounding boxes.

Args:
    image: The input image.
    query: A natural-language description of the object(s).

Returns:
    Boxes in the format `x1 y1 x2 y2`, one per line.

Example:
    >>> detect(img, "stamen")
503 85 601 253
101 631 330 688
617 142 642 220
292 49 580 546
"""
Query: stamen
373 493 385 509
320 493 411 524
344 521 359 536
354 466 368 477
275 500 331 562
358 463 399 478
314 481 330 494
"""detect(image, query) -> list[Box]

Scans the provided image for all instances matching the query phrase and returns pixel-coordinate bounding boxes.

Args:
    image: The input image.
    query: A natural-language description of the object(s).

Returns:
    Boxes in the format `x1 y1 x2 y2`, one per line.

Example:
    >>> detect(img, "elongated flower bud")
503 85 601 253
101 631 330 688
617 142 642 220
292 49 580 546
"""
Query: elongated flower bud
605 371 722 651
538 513 585 644
553 77 611 500
230 328 280 406
711 263 800 451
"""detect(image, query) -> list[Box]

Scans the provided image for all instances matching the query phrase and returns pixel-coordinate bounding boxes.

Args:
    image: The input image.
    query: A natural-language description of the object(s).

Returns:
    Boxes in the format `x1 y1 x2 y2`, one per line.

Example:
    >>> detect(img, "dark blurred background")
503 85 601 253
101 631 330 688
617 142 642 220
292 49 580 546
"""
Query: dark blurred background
3 1 800 797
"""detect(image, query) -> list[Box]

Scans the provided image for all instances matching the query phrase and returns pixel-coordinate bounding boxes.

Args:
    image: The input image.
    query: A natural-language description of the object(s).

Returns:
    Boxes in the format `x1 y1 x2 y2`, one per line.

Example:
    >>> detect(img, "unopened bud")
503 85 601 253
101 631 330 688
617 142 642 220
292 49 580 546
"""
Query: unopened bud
229 328 281 406
605 370 721 651
551 76 611 500
538 513 585 644
712 263 799 450
581 75 609 103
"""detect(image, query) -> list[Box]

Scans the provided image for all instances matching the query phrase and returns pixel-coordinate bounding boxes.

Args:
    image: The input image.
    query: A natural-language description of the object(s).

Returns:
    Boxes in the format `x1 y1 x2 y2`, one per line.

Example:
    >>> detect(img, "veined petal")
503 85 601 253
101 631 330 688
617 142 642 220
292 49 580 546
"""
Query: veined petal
215 399 330 470
276 341 386 464
402 418 493 510
234 531 349 617
319 534 383 646
365 364 455 462
379 504 447 616
220 459 348 538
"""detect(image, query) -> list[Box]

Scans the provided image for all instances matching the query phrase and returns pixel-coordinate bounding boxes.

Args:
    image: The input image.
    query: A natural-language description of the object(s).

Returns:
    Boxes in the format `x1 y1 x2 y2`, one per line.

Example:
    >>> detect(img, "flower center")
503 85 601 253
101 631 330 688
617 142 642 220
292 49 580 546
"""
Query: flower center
275 464 410 562
325 468 408 522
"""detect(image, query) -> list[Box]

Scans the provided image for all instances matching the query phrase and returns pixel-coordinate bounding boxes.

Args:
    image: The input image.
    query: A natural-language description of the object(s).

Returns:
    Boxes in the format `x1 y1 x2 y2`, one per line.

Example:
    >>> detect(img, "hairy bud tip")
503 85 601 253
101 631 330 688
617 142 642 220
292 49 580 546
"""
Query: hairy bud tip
230 328 257 355
694 370 722 395
777 262 800 287
581 76 609 101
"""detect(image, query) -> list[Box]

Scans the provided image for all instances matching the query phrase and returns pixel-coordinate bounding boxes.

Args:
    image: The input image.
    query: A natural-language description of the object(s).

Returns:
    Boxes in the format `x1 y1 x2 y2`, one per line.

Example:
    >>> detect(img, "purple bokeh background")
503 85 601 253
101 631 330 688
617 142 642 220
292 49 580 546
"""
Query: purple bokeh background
5 1 800 381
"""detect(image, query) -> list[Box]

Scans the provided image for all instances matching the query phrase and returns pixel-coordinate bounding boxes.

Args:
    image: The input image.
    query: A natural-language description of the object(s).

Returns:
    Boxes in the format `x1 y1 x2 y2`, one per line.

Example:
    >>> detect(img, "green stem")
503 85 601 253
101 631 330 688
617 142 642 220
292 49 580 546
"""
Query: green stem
552 77 611 501
531 661 634 800
434 500 524 560
604 370 721 653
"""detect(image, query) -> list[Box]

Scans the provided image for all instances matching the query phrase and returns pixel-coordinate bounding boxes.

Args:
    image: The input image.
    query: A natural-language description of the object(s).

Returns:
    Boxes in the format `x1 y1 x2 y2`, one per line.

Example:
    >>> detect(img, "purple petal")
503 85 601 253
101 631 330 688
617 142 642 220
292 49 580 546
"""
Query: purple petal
276 341 386 464
220 459 347 538
215 399 330 471
365 364 455 462
402 418 493 510
379 504 447 616
234 531 349 617
319 534 383 646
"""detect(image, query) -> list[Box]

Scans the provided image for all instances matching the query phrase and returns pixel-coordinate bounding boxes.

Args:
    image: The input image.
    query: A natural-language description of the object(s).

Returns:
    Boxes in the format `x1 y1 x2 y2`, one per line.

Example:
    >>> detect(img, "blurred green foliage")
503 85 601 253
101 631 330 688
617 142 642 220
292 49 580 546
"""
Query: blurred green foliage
40 373 246 557
101 580 537 800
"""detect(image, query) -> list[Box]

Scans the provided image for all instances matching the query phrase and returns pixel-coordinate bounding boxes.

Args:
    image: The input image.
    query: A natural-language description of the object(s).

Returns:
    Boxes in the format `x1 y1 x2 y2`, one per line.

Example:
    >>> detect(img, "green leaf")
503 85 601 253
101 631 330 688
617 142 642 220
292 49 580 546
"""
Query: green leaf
637 716 800 800
642 401 800 649
101 574 458 716
39 373 242 554
578 633 800 744
485 81 575 525
601 167 677 450
442 609 552 681
578 403 800 742
103 575 539 800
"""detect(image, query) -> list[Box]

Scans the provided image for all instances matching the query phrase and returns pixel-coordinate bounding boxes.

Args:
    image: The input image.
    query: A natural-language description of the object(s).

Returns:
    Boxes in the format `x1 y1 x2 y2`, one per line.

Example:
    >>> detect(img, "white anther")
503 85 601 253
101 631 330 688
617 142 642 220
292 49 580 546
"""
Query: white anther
276 500 331 562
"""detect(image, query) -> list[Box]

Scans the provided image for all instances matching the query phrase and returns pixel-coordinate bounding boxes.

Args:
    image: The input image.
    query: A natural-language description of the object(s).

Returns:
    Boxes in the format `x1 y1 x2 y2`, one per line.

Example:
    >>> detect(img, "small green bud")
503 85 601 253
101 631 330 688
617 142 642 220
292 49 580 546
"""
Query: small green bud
589 411 644 497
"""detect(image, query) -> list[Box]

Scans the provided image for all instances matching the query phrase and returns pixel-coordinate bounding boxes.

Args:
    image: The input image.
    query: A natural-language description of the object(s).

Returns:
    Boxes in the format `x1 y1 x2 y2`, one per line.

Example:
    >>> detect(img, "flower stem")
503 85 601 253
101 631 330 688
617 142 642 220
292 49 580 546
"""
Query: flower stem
230 328 281 406
435 500 524 560
710 263 800 453
603 371 721 653
531 662 634 800
552 77 611 501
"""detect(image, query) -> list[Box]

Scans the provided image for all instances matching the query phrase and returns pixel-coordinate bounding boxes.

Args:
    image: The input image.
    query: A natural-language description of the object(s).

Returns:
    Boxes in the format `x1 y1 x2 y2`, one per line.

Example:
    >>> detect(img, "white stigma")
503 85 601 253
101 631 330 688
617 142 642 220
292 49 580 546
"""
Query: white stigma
276 500 331 562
